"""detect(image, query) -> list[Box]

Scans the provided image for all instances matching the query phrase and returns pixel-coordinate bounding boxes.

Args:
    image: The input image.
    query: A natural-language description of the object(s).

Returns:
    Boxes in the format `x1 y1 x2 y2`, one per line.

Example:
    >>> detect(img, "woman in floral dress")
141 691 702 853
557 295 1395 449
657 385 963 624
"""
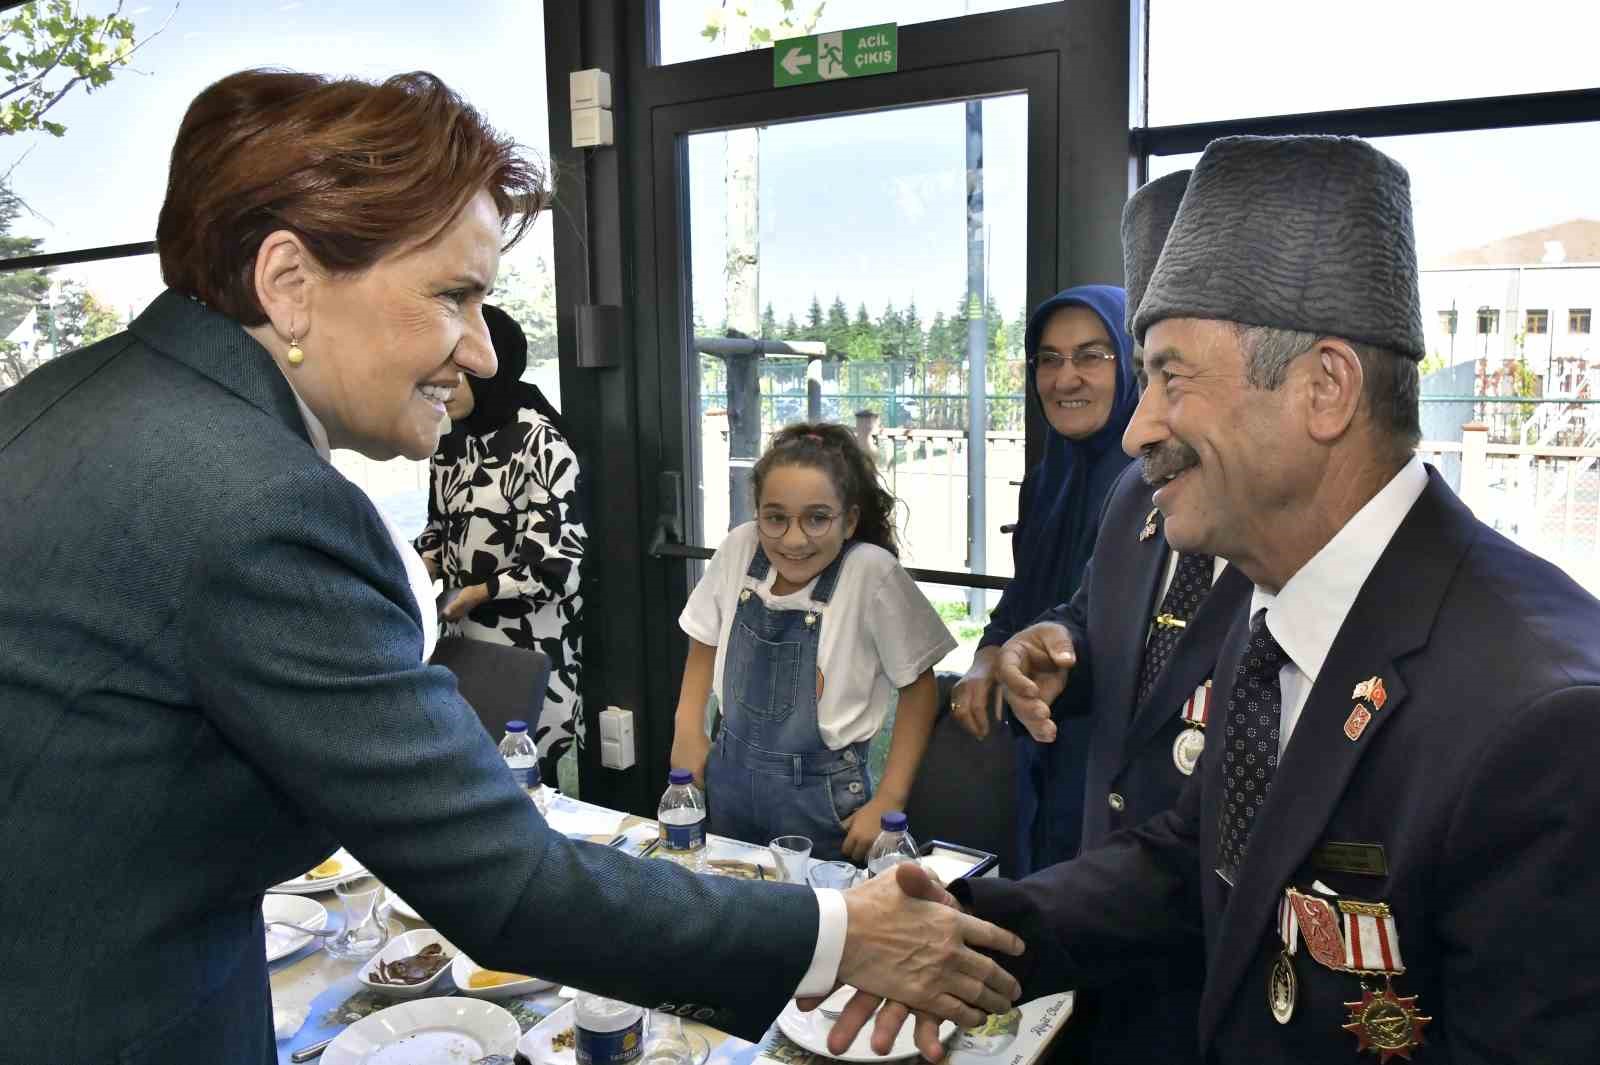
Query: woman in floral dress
417 304 586 774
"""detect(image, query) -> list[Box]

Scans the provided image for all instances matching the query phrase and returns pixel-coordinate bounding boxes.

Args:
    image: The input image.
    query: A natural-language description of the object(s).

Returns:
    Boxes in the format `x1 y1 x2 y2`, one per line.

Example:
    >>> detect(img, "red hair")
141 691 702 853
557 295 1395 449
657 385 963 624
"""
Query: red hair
157 69 547 325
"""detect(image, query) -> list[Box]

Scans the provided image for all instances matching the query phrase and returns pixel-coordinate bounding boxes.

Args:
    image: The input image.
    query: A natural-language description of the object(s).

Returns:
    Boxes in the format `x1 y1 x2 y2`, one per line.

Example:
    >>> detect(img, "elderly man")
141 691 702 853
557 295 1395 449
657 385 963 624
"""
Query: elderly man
978 170 1248 1065
853 135 1600 1063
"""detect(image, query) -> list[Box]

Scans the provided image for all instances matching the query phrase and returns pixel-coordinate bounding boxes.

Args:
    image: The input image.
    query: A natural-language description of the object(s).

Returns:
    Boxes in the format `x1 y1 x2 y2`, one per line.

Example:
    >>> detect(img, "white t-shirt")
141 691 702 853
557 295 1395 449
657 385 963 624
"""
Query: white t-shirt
680 522 957 749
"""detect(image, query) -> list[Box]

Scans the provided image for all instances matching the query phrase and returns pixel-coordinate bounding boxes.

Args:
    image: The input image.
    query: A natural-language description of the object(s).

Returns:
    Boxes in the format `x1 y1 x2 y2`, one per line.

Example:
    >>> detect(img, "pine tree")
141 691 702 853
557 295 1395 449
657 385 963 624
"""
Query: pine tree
902 299 925 364
760 302 779 339
804 295 824 340
825 296 851 355
782 313 799 340
878 300 902 360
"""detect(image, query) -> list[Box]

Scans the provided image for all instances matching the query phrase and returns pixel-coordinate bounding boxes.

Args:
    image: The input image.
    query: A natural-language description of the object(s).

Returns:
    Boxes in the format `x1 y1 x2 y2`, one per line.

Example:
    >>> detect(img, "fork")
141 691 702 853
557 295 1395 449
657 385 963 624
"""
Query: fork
265 919 338 938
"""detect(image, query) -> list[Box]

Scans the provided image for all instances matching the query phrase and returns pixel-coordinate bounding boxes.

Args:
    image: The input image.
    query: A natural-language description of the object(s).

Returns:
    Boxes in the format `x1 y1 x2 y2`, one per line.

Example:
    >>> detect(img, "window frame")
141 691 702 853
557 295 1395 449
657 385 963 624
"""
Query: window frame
1526 309 1549 335
1571 308 1592 334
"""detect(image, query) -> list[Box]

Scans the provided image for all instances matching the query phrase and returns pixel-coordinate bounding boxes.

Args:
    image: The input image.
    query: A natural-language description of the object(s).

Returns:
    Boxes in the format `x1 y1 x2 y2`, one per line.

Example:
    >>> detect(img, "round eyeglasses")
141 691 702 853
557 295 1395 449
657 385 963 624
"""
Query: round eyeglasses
1030 346 1117 376
757 509 840 539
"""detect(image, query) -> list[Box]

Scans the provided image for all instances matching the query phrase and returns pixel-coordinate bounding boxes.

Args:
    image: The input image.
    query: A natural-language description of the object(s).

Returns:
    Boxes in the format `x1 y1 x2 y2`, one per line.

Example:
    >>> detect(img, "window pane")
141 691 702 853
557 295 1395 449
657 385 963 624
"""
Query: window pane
1150 123 1600 595
686 96 1027 654
657 0 1053 66
1148 0 1600 127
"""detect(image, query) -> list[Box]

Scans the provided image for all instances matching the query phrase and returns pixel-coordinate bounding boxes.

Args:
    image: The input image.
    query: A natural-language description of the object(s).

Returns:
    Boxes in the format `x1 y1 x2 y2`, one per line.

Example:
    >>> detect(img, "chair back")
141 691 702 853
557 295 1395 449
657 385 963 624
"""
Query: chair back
904 672 1019 876
429 635 552 751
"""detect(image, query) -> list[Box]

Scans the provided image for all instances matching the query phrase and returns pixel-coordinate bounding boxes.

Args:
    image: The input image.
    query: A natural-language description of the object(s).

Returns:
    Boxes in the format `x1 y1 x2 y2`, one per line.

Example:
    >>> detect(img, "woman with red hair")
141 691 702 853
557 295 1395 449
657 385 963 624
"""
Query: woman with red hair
0 69 1024 1063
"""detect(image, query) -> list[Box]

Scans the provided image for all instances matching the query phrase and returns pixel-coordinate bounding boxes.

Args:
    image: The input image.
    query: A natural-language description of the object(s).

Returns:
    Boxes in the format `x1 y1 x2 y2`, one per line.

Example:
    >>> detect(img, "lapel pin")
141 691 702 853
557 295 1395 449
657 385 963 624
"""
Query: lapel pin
1344 705 1373 742
1352 676 1388 712
1139 507 1159 541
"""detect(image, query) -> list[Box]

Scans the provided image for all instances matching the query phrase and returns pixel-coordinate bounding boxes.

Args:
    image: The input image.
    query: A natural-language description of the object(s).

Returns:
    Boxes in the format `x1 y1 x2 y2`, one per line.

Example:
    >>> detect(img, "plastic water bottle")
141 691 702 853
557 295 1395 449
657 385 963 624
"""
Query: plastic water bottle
575 991 645 1065
498 720 547 814
866 811 919 877
656 768 707 872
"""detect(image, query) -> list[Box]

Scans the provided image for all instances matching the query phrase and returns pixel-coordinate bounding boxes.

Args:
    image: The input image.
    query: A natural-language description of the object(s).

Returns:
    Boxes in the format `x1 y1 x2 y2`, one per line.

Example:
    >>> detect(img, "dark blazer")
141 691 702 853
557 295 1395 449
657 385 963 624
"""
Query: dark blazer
0 292 818 1064
960 472 1600 1063
1033 462 1251 1063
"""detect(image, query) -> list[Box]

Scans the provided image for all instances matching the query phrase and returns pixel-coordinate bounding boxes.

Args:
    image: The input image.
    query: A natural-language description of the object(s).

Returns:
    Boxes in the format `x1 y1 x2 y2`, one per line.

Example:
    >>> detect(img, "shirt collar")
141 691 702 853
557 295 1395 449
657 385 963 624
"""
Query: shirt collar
278 367 331 460
1249 455 1428 684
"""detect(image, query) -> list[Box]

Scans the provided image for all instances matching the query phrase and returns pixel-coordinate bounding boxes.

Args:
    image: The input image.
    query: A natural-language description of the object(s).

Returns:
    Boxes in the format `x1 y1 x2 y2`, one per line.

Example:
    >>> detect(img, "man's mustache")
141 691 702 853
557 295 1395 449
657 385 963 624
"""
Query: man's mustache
1141 442 1201 486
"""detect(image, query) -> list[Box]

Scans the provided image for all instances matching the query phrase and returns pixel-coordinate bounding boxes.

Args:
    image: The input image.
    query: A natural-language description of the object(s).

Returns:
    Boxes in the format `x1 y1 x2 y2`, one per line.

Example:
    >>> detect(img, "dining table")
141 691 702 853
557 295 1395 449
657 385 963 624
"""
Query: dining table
270 789 1073 1065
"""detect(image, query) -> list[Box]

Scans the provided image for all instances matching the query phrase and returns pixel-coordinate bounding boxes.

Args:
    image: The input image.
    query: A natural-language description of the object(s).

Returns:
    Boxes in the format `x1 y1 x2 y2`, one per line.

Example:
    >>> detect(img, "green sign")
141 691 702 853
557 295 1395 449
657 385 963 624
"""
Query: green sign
773 23 898 87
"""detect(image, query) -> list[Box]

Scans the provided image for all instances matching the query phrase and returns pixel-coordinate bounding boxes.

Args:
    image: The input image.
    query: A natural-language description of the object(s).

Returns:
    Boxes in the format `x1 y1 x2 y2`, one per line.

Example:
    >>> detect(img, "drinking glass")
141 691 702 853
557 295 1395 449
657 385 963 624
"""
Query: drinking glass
807 860 859 890
769 835 813 884
324 874 389 960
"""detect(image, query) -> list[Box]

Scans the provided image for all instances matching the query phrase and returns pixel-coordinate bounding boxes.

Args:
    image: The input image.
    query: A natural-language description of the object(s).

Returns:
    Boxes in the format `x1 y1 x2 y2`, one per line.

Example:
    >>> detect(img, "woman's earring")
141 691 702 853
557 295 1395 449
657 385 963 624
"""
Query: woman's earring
286 333 305 367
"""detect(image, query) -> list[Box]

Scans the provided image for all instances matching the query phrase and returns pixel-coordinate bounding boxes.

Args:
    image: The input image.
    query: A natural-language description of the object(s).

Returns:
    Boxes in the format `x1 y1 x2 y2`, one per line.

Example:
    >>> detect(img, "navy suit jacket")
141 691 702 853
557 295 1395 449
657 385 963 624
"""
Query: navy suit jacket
961 472 1600 1063
0 292 818 1064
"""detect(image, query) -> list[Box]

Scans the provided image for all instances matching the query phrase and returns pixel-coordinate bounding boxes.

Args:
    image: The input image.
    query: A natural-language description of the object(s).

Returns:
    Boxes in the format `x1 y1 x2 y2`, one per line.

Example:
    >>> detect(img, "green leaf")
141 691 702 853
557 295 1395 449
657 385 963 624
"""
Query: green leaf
41 119 64 137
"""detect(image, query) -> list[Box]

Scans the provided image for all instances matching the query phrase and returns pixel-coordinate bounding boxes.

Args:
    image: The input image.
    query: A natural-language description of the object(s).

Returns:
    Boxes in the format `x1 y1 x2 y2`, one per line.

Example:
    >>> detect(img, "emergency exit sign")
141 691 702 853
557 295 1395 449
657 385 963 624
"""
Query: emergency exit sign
773 23 898 87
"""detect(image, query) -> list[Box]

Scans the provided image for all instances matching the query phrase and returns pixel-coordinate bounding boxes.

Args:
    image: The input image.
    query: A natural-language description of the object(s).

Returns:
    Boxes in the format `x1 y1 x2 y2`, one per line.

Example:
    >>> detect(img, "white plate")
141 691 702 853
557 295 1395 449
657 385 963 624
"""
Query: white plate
517 1002 710 1065
263 893 327 963
387 892 423 923
451 951 555 999
356 928 456 1000
776 998 956 1063
272 847 369 894
321 998 518 1065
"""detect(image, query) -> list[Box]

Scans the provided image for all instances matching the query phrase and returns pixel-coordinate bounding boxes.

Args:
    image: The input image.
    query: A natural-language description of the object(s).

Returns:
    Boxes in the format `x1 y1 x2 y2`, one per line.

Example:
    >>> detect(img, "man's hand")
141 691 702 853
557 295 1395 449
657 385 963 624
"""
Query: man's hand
995 622 1077 743
950 647 1004 739
440 582 490 621
829 862 1023 1060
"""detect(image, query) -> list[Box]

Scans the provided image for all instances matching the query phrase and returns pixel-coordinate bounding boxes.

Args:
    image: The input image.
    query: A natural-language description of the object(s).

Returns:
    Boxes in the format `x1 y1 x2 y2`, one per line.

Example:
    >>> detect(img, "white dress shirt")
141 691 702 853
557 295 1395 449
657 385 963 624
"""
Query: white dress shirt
284 374 850 994
1248 456 1429 756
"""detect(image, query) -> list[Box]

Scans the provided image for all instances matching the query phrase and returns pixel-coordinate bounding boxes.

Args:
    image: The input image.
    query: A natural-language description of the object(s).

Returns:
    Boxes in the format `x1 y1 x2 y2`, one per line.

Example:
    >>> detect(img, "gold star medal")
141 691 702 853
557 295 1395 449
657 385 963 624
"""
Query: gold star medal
1342 978 1432 1061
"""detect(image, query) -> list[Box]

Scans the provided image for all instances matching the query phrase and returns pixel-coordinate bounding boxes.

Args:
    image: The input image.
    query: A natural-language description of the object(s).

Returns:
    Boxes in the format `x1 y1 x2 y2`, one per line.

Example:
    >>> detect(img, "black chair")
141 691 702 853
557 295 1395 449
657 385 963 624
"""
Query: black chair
429 635 554 777
904 672 1019 876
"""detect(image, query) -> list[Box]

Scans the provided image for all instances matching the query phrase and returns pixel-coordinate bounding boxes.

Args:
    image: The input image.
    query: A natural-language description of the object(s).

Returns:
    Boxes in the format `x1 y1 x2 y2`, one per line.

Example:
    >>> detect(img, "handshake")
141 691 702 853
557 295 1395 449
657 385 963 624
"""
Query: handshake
820 862 1026 1061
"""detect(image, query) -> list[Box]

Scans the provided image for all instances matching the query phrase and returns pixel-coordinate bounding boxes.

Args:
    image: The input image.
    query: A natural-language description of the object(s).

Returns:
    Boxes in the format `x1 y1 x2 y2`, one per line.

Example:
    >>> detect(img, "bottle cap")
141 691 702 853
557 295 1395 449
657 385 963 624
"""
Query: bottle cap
880 811 907 831
668 768 694 785
506 720 528 733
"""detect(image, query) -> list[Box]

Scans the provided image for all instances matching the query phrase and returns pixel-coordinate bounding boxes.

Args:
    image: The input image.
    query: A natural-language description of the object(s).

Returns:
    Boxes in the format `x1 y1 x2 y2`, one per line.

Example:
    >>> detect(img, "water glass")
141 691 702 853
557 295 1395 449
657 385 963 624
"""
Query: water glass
769 835 813 884
808 860 859 890
324 874 389 960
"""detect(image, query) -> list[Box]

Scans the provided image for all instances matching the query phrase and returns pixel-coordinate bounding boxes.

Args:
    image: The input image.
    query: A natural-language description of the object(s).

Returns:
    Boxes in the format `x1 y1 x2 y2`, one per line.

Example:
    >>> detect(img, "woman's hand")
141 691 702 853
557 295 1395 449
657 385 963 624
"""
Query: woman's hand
439 582 490 621
670 728 711 786
840 793 900 863
950 646 1004 739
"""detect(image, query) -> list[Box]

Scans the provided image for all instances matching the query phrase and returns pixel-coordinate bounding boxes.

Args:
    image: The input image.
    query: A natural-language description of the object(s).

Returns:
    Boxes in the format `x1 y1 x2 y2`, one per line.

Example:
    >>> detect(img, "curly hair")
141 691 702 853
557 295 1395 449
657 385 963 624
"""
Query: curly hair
750 422 900 556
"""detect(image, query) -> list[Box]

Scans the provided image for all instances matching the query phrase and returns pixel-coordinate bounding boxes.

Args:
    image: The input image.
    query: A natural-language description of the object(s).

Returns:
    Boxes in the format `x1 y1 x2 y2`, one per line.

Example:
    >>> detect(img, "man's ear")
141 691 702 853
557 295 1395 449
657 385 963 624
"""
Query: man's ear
252 229 317 342
1303 338 1364 446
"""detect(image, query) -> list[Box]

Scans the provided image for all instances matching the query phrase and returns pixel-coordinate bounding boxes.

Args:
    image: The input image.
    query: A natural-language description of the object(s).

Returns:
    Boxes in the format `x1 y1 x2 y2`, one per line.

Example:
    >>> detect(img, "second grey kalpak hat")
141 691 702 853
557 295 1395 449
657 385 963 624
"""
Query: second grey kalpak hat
1120 170 1190 338
1134 135 1424 360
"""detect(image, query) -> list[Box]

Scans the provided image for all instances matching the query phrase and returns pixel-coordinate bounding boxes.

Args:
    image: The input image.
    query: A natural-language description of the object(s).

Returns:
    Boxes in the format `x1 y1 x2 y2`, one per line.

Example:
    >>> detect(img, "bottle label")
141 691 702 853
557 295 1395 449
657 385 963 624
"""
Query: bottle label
660 820 705 852
509 764 539 790
577 1019 644 1065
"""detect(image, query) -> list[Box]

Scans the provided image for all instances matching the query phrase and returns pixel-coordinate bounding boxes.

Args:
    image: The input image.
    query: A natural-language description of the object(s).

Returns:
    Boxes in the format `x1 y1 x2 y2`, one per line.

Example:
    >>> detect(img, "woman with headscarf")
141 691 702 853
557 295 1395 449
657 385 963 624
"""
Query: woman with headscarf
416 303 585 774
949 284 1138 875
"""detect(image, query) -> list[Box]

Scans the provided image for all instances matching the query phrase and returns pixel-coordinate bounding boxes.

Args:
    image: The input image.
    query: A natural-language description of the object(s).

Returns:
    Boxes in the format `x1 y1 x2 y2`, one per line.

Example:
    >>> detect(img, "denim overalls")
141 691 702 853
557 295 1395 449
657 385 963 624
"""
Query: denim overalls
706 542 872 861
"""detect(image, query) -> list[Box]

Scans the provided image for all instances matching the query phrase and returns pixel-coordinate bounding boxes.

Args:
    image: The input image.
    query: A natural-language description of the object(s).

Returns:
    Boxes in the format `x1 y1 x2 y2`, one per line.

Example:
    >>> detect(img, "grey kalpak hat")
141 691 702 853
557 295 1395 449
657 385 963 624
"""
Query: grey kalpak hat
1134 135 1425 360
1120 170 1191 338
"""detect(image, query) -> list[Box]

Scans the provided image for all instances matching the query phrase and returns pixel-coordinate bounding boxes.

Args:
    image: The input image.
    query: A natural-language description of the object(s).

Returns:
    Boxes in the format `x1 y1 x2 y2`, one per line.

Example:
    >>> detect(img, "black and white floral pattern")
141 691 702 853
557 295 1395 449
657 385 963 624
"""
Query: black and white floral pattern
416 405 585 763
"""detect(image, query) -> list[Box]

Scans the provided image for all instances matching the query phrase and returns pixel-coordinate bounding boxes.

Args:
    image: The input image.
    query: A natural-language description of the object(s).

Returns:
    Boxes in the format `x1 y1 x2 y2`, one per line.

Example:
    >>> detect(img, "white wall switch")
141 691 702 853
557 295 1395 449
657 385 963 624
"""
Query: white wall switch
569 69 612 110
599 706 635 770
571 106 614 148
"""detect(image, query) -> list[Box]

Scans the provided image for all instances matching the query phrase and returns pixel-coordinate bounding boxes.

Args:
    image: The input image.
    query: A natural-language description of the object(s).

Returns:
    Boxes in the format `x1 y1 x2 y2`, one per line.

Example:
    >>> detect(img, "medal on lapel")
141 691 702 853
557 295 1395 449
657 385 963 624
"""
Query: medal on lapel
1139 507 1159 541
1276 887 1431 1059
1270 895 1299 1024
1172 679 1211 776
1345 675 1389 742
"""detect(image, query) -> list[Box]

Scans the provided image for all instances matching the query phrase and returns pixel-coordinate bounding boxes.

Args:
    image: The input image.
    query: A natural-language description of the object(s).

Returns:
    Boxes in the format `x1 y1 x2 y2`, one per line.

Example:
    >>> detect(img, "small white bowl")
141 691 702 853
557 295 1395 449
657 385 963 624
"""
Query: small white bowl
451 952 555 999
356 928 455 999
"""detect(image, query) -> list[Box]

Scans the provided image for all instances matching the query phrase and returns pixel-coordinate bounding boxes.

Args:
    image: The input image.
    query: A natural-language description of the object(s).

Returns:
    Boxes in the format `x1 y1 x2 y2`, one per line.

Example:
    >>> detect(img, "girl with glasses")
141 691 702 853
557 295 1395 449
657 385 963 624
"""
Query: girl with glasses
671 423 956 862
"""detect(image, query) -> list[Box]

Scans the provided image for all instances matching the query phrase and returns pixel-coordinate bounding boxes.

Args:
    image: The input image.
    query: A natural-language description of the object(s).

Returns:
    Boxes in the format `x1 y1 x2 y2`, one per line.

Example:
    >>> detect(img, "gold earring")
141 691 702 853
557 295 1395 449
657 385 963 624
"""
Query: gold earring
286 333 304 367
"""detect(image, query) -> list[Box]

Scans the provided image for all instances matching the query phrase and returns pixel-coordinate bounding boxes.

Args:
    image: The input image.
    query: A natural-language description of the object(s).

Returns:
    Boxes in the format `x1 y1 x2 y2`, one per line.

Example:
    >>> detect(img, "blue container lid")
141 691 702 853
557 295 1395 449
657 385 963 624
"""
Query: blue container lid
668 768 694 785
505 720 528 733
880 811 907 831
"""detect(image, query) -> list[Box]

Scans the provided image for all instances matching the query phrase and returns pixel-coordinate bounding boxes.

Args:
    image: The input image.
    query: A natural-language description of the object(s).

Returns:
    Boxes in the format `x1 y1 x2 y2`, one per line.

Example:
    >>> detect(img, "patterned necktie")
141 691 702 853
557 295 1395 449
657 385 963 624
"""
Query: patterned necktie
1218 609 1286 881
1134 552 1216 708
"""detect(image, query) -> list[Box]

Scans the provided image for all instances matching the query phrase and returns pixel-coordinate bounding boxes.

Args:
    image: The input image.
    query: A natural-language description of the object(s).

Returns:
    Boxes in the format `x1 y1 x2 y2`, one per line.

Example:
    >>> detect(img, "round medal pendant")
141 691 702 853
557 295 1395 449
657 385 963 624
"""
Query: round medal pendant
1269 951 1297 1025
1172 727 1206 776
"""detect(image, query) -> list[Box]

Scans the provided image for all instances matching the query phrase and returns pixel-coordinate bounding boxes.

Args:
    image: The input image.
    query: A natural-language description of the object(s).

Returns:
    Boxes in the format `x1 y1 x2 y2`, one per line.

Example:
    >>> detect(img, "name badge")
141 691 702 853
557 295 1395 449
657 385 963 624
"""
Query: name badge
1311 841 1389 878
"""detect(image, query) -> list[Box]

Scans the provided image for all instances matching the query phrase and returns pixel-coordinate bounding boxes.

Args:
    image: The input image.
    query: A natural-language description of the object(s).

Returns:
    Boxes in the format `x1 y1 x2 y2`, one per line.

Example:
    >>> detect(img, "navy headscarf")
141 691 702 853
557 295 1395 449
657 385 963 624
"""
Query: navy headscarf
981 284 1138 647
